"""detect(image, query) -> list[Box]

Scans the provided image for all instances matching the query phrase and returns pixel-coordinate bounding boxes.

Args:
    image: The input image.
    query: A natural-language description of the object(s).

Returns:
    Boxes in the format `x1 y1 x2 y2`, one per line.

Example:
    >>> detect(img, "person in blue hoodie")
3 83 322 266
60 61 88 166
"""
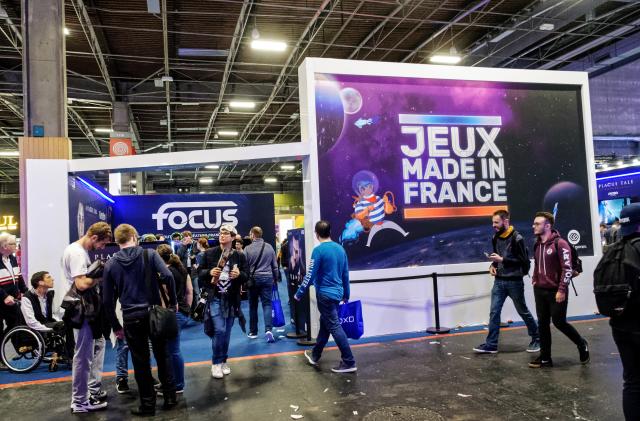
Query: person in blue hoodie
295 220 356 373
102 224 178 417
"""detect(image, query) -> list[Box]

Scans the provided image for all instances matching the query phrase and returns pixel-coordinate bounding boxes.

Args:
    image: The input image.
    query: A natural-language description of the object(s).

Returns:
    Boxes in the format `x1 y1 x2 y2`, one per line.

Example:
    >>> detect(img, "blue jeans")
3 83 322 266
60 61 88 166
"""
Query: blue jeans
210 298 235 364
313 294 355 366
486 278 539 348
167 311 189 390
249 276 273 334
116 337 129 379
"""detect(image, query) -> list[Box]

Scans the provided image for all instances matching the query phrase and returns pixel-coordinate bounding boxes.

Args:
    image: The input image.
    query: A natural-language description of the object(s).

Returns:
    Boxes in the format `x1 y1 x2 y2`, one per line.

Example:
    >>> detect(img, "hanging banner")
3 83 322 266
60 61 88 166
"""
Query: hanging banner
113 193 276 244
287 228 306 285
313 74 594 270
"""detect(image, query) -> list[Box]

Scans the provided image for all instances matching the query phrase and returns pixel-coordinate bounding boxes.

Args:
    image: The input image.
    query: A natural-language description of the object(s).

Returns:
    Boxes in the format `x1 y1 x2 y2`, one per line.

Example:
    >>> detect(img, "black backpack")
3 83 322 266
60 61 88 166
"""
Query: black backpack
554 238 583 276
492 231 531 275
593 237 640 317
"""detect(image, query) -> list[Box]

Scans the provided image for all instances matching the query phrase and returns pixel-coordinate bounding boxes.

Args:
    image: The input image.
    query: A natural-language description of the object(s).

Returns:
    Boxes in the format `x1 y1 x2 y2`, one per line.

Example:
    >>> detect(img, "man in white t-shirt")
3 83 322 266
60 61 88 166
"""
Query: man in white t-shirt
62 222 112 414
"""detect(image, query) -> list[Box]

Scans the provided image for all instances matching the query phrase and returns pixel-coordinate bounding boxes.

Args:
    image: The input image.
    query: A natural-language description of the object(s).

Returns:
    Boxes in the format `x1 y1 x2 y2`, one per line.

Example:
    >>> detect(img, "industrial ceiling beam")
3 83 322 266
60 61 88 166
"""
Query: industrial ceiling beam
201 0 251 150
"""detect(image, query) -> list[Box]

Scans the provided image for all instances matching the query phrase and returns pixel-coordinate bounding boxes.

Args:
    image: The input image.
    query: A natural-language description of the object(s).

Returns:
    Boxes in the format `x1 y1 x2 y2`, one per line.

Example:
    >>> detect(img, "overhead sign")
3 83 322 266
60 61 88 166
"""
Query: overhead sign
596 167 640 201
109 137 135 156
114 193 276 244
312 73 594 270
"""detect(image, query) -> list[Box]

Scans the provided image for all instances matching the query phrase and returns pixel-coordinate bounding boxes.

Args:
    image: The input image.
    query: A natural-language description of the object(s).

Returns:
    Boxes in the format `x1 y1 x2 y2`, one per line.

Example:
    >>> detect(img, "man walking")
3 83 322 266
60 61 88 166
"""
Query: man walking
198 224 248 379
528 211 589 368
606 203 640 420
295 220 356 373
244 226 279 342
474 210 540 354
62 222 112 413
102 224 178 416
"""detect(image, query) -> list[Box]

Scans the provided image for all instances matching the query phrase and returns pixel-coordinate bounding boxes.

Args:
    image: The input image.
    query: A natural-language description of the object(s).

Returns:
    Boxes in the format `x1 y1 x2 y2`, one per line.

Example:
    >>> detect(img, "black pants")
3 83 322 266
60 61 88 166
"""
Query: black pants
124 315 175 409
612 328 640 420
534 287 583 361
0 303 21 347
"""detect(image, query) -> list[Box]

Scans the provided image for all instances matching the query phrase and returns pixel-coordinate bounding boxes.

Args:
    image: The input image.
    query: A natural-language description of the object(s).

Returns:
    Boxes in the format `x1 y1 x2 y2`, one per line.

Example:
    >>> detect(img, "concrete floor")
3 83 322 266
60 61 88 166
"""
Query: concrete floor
0 318 623 420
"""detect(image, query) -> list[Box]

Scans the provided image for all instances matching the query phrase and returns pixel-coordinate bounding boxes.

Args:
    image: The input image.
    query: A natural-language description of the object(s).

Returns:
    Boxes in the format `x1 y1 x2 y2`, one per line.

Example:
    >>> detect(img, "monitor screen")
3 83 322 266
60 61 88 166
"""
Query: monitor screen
599 198 631 224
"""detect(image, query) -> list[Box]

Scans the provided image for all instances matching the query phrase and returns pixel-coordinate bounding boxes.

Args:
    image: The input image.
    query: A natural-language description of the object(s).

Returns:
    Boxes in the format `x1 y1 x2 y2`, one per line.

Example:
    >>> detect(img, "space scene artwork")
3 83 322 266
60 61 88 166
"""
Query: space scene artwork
314 73 594 271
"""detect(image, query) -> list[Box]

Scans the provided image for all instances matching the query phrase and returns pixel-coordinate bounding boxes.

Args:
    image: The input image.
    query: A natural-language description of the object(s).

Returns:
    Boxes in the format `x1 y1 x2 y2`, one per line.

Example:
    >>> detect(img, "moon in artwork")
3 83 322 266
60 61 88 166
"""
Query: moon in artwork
340 87 363 115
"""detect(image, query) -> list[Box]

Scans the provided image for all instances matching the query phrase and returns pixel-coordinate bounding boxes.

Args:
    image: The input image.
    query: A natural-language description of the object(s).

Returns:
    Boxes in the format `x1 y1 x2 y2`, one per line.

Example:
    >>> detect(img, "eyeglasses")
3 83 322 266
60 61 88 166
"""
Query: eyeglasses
219 231 231 236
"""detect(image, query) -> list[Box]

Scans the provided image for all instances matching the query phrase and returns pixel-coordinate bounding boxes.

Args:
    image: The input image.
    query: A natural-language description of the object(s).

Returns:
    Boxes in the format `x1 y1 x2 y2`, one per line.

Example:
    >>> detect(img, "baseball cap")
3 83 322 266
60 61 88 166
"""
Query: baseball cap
619 203 640 237
219 224 237 236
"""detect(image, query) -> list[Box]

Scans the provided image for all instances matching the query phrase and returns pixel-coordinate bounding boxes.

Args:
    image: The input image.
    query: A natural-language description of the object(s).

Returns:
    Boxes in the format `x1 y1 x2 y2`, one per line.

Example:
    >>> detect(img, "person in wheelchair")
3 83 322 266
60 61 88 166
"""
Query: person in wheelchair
20 271 67 358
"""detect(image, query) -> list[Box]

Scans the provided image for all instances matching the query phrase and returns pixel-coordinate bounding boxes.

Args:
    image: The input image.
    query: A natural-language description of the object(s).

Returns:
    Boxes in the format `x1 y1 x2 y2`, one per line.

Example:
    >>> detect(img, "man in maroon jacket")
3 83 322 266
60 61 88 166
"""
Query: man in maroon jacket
529 211 589 368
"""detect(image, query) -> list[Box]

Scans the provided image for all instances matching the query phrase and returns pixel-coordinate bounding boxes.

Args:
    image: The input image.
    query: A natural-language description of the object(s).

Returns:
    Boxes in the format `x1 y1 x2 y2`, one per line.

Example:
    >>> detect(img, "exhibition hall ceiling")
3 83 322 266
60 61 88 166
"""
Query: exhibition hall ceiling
0 0 638 196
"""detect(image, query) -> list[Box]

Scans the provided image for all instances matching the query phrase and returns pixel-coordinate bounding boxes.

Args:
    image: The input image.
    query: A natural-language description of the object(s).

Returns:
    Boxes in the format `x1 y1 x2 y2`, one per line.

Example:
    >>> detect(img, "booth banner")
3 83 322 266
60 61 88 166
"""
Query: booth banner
314 74 594 270
287 229 306 285
113 193 276 243
596 167 640 201
89 241 163 262
68 176 114 242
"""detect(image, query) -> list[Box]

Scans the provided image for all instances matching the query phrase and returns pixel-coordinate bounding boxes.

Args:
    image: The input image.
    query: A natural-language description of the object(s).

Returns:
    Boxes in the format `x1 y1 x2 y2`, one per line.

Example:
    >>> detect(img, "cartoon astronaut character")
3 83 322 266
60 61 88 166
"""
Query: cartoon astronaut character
351 170 409 247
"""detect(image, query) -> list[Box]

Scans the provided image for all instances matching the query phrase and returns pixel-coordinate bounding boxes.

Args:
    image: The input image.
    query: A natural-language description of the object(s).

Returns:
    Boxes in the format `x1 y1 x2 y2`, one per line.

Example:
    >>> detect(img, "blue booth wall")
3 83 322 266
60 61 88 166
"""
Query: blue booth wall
68 176 114 242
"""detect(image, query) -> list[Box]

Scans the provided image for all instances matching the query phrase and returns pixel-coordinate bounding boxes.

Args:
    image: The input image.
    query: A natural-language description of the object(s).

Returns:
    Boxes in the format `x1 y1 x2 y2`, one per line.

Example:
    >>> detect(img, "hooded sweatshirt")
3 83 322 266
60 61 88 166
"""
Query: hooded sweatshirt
532 230 573 294
102 246 176 331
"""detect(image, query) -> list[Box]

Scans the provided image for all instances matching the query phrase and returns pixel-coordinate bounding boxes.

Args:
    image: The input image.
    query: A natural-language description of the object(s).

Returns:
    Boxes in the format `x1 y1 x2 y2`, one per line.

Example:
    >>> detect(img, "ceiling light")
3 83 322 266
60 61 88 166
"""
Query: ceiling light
617 160 624 166
264 177 278 183
161 75 173 83
178 48 228 57
205 165 220 170
290 113 299 120
251 27 260 40
251 39 287 52
633 159 639 165
160 119 167 126
229 101 256 109
280 164 295 170
489 29 515 43
154 78 163 87
429 54 461 64
94 128 112 133
539 23 555 31
0 151 19 157
218 130 238 136
199 177 214 184
130 180 137 184
602 163 609 169
147 0 160 14
64 27 70 36
180 102 200 106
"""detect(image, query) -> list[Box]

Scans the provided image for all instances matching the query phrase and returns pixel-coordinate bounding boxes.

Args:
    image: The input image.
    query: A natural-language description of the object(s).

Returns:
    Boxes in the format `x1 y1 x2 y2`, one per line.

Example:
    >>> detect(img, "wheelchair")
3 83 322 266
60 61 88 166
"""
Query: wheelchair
1 315 70 374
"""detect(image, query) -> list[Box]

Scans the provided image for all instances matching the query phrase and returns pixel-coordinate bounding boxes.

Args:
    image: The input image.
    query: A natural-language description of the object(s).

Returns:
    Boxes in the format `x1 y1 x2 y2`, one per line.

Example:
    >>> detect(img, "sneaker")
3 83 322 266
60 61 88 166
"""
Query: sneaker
331 361 357 373
91 390 107 402
247 333 258 339
265 330 275 343
211 363 224 379
528 357 553 368
157 389 183 396
87 396 108 410
304 349 318 366
116 377 130 394
526 340 541 353
578 339 590 364
222 363 231 375
473 343 498 354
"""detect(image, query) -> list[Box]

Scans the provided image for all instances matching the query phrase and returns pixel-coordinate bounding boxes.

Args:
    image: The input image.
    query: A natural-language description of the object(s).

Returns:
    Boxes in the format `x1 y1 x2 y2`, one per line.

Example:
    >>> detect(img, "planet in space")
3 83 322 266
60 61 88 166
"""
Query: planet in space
315 80 345 156
340 87 363 115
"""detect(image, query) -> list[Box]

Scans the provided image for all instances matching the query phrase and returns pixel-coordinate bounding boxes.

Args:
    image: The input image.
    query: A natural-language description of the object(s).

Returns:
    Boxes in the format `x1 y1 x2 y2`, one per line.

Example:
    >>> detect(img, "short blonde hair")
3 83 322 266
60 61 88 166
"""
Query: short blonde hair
114 224 138 245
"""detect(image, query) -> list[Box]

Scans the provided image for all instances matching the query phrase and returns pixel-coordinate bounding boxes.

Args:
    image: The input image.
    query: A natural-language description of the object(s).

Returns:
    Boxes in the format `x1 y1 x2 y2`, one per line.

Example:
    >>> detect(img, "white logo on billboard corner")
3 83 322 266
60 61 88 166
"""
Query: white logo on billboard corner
152 201 239 231
567 230 581 245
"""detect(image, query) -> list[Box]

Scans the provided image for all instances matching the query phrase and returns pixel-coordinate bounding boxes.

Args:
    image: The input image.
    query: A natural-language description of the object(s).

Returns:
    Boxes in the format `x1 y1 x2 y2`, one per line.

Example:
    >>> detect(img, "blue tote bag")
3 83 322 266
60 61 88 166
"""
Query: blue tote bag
271 284 286 328
338 300 364 340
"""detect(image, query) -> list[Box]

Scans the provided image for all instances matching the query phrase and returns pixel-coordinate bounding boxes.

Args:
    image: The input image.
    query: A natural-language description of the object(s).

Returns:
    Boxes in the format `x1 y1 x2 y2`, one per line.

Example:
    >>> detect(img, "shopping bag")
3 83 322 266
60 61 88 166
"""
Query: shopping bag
271 284 286 328
338 300 364 340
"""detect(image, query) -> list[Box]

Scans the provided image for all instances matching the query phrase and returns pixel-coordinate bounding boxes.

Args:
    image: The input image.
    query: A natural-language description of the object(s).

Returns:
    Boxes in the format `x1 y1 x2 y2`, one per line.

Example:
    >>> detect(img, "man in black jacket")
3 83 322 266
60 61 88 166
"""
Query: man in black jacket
198 224 248 379
0 233 26 350
610 203 640 420
474 210 540 354
103 224 178 416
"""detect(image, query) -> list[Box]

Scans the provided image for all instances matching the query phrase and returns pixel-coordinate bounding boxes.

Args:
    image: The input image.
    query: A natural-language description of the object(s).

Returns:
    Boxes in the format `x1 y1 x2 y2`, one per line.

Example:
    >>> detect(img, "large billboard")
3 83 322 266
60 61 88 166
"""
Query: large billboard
113 193 276 244
313 73 594 270
68 176 114 242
